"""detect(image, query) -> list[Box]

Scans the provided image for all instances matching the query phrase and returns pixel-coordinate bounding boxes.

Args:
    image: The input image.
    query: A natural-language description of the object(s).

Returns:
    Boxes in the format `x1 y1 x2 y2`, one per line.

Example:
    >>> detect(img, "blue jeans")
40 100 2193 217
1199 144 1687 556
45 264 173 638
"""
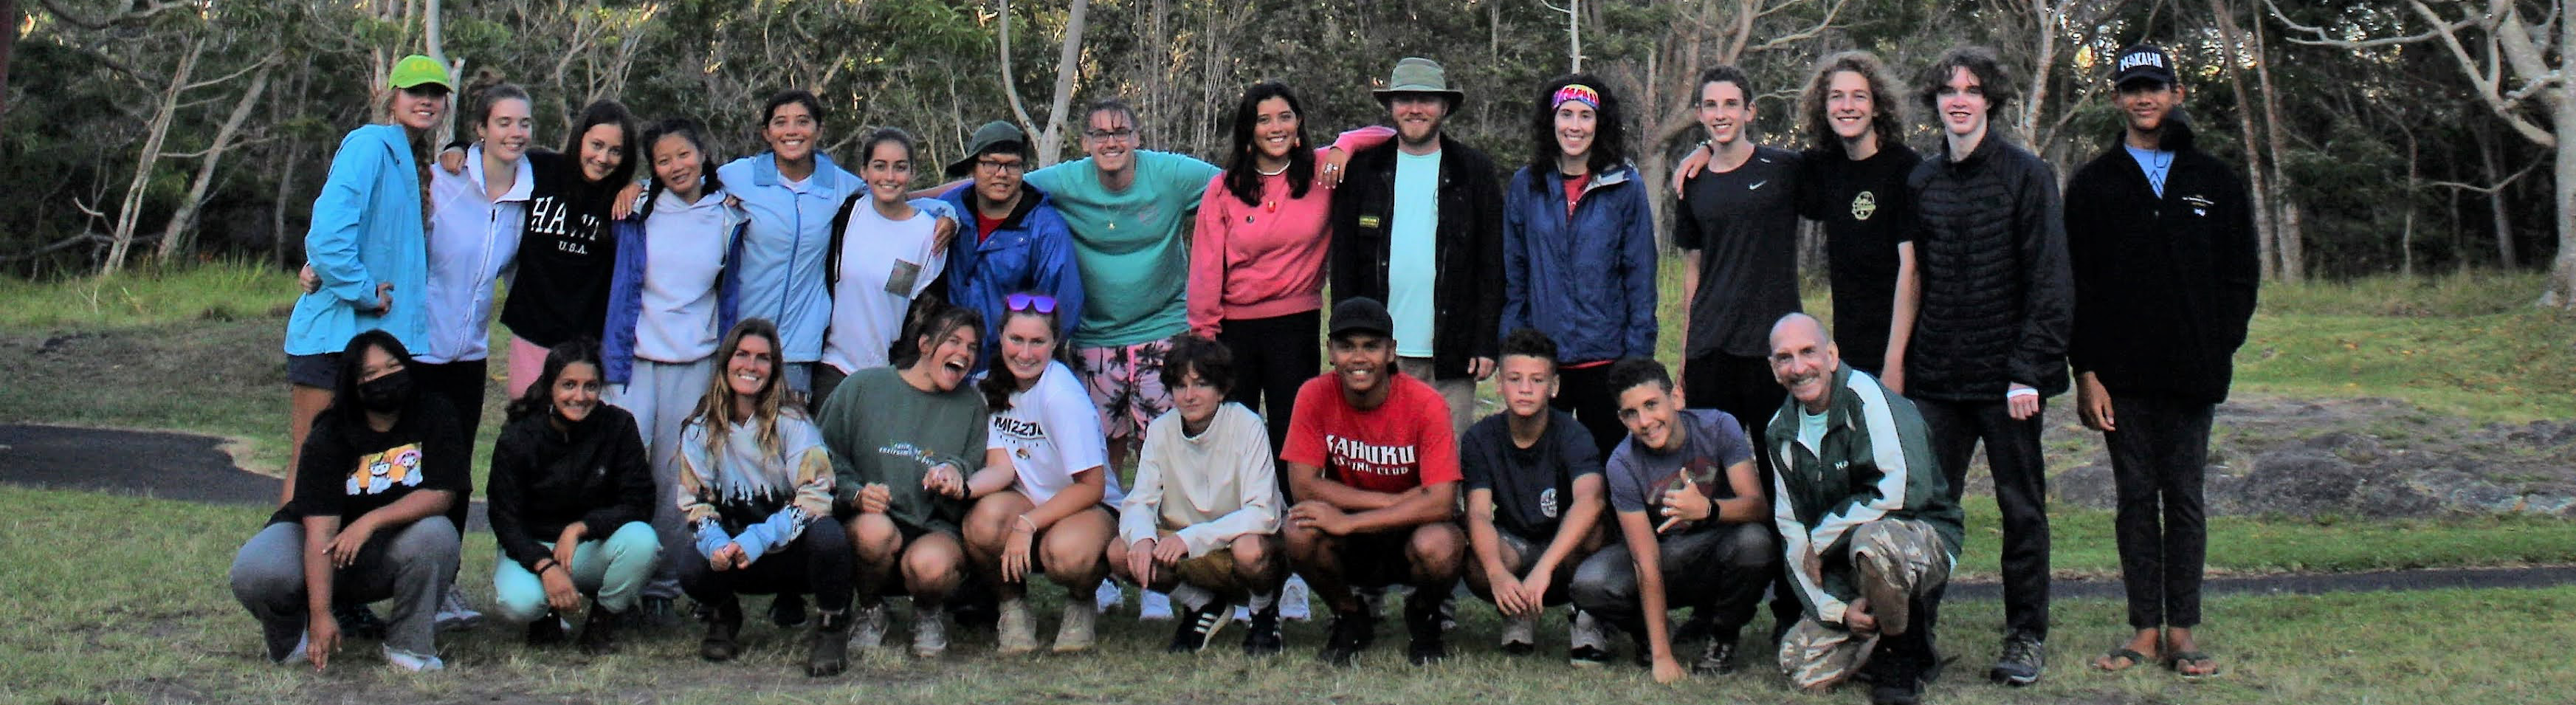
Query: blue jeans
491 521 661 623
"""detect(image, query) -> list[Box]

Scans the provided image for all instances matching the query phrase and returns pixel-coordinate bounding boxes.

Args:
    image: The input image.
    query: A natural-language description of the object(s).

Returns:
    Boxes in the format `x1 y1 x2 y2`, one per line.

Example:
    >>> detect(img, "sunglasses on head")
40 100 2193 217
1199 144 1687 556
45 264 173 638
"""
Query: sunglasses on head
1005 292 1058 314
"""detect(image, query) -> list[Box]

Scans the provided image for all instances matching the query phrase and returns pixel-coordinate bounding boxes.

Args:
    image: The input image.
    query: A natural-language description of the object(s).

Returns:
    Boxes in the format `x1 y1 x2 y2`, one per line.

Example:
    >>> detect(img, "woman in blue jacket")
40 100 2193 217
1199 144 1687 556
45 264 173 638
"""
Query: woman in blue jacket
713 91 862 404
1500 75 1659 456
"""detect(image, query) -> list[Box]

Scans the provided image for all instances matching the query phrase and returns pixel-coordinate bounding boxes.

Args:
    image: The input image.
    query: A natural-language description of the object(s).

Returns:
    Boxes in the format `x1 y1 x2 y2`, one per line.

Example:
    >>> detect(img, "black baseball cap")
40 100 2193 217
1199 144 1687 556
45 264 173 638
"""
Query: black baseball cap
1328 297 1395 340
2111 44 2178 87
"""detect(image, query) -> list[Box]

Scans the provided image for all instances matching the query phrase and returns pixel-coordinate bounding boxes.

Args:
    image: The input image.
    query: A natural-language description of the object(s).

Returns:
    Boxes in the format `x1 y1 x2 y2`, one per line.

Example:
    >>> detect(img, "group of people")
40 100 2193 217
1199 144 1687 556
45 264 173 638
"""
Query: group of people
227 37 2256 705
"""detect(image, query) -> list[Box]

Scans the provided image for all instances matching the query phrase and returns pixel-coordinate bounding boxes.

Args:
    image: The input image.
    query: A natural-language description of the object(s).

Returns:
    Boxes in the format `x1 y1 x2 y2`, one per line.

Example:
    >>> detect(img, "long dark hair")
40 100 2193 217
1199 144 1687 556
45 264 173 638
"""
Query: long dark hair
1800 51 1905 154
892 300 983 371
638 117 723 218
504 337 603 423
977 299 1063 411
562 99 641 190
1526 73 1629 179
1222 82 1316 207
331 330 417 432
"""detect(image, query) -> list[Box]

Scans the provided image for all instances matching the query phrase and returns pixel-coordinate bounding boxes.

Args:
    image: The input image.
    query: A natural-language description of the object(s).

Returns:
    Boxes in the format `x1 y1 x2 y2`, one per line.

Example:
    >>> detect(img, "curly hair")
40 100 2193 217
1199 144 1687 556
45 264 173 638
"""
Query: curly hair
1915 46 2020 117
1526 73 1630 178
1800 51 1906 154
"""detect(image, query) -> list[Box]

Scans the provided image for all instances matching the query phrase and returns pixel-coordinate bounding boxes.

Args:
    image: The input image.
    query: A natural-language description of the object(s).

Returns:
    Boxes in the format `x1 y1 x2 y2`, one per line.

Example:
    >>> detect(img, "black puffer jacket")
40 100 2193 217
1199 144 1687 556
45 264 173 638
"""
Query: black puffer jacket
1329 134 1507 377
1904 132 2073 402
2064 117 2259 405
486 403 655 574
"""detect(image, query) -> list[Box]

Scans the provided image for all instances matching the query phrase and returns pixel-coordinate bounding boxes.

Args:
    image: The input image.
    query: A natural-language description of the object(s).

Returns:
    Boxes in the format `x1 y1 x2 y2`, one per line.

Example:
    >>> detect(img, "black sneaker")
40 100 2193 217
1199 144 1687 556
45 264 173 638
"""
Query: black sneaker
333 602 388 640
621 596 679 630
1165 599 1232 653
576 602 621 656
1402 599 1447 665
700 599 744 662
1988 636 2045 687
1242 605 1284 656
806 610 850 677
1692 636 1740 675
769 593 809 628
1316 611 1377 666
1870 680 1923 705
526 611 567 647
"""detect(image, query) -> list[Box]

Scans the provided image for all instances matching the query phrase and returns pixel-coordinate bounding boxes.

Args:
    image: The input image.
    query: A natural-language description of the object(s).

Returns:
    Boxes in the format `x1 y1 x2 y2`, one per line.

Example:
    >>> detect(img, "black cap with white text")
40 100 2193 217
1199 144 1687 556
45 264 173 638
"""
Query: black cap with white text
2111 44 2179 86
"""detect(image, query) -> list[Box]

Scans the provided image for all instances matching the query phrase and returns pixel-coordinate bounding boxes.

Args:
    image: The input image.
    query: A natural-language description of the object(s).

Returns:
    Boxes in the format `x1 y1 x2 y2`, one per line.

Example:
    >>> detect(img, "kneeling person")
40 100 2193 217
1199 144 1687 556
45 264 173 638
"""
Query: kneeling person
1572 358 1778 684
1113 334 1289 655
1282 297 1468 667
1461 329 1612 662
1766 313 1963 705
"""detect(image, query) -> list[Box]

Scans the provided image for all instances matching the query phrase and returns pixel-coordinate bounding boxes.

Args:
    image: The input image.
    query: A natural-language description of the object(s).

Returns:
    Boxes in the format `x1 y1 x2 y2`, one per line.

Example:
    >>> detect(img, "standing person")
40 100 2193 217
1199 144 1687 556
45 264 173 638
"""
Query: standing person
817 127 958 405
230 331 465 673
1111 334 1290 655
940 120 1085 363
674 319 855 677
1329 57 1507 434
1571 358 1777 684
484 339 661 655
1904 46 2074 687
280 55 448 508
1797 52 1923 388
1459 329 1613 663
1763 314 1963 705
1670 65 1801 465
602 117 735 620
503 99 638 398
2064 44 2257 680
817 303 988 658
1279 297 1467 667
416 78 533 475
1500 75 1659 457
1188 81 1390 457
957 294 1125 654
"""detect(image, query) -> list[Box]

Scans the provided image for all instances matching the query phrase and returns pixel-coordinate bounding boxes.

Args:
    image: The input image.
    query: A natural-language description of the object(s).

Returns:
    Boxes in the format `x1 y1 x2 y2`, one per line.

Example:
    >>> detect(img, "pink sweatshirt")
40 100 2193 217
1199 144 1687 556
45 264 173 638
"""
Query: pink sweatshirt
1188 126 1394 335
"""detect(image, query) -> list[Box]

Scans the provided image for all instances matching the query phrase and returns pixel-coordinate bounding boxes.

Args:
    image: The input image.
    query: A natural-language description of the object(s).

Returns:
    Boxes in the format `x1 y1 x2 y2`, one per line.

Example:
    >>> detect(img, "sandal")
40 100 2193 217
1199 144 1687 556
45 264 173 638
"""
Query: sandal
2093 647 2153 673
2165 650 2222 679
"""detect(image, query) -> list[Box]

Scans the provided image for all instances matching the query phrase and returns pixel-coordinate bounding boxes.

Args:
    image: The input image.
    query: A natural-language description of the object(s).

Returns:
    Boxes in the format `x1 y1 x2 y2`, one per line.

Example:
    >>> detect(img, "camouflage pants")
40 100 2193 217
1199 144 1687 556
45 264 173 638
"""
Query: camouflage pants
1778 517 1954 689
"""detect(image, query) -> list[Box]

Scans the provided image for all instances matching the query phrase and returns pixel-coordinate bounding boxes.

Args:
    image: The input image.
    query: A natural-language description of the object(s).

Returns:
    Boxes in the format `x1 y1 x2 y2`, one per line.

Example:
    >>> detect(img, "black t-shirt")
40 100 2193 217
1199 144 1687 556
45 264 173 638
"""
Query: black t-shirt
500 151 619 348
1460 410 1601 540
269 396 471 526
1797 143 1921 373
1675 145 1802 358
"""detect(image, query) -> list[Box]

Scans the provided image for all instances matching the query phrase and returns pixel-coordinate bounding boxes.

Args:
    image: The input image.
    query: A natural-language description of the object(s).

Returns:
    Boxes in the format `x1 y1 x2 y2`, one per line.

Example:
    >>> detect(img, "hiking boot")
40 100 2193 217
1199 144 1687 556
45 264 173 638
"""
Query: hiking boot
1166 598 1233 653
576 602 622 656
622 596 680 630
1498 613 1537 655
434 585 483 631
769 593 808 628
1567 610 1611 667
1692 636 1740 675
1870 679 1924 705
699 599 744 662
912 605 949 658
806 610 850 677
1242 604 1284 656
1316 611 1377 666
1403 597 1447 665
995 598 1039 655
334 602 388 639
1052 599 1099 653
526 611 568 647
850 603 890 650
1989 635 2045 686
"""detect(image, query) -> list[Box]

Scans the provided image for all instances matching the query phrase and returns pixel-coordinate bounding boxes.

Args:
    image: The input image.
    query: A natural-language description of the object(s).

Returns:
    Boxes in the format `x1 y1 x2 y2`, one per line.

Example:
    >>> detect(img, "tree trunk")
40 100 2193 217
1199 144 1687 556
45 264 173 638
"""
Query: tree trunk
1 0 16 116
104 36 204 275
2478 122 2518 268
2018 0 2058 142
2549 5 2576 306
2399 123 2417 277
997 0 1039 134
1032 0 1089 165
2211 0 2278 280
156 63 271 264
2249 6 2302 282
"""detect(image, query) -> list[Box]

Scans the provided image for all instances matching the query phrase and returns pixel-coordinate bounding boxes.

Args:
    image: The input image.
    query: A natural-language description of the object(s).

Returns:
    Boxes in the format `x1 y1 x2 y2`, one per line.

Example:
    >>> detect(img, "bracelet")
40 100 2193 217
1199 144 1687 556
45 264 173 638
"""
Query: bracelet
1013 515 1038 534
534 558 559 574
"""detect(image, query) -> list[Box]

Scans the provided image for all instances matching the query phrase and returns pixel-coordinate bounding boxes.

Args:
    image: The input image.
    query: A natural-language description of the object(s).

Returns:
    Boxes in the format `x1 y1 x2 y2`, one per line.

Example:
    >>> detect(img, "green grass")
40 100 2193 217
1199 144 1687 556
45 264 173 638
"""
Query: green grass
2234 272 2576 423
5 484 2573 704
1957 497 2576 580
0 258 292 329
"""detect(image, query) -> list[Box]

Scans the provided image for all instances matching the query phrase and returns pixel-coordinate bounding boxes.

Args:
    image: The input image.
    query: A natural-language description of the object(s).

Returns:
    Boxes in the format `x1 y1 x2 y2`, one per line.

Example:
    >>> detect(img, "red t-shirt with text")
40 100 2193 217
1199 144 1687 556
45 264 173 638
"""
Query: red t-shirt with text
1280 372 1461 492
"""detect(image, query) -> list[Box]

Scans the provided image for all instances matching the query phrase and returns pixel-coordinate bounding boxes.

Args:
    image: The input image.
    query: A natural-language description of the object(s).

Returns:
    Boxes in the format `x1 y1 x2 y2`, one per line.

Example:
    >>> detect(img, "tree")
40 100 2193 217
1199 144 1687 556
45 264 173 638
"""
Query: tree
2273 0 2575 305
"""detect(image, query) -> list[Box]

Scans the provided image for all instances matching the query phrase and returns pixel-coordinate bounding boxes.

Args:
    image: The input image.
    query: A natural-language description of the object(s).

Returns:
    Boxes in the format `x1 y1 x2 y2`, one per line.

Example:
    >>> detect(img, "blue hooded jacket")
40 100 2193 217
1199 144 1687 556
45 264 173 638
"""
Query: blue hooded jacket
1500 163 1659 363
284 124 430 357
940 182 1084 365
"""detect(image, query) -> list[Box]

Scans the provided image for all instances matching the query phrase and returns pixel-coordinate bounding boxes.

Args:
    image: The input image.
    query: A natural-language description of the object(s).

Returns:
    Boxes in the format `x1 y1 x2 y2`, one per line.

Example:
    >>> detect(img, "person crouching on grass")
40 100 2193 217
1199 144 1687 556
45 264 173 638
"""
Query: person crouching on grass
1112 334 1291 655
1461 329 1614 663
484 337 661 655
960 293 1125 654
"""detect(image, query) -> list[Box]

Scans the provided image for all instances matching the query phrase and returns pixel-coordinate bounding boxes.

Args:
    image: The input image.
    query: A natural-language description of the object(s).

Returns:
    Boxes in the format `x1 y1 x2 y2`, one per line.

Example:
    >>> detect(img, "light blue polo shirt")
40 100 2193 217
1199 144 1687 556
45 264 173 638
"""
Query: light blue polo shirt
1388 149 1442 357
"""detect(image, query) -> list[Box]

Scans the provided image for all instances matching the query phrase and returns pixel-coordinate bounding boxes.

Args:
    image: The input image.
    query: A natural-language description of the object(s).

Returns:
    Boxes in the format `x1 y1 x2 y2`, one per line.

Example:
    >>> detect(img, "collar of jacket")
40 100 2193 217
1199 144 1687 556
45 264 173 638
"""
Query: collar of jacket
1940 127 2012 172
1533 161 1636 196
750 151 850 192
1769 363 1869 446
2102 110 2198 153
465 144 537 204
951 182 1052 236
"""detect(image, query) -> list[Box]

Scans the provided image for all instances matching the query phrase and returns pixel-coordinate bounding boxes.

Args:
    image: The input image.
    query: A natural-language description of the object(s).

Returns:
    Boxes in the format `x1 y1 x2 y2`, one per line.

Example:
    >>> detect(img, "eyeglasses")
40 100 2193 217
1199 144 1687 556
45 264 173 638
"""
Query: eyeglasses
975 158 1026 174
1084 128 1137 142
1005 292 1058 314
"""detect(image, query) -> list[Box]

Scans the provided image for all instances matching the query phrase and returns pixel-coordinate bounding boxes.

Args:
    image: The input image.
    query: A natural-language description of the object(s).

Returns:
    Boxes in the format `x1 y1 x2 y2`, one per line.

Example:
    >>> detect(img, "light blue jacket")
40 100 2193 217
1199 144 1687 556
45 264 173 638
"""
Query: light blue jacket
714 152 860 364
284 125 430 357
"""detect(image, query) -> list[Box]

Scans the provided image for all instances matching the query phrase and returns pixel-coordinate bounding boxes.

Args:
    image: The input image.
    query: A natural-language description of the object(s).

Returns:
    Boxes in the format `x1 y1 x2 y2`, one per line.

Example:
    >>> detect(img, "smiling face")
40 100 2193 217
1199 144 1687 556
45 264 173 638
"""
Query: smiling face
391 86 449 132
1616 381 1685 454
1768 316 1840 413
478 97 533 163
1497 354 1557 419
726 333 777 401
765 101 818 165
551 360 604 424
864 140 915 206
1697 79 1754 148
1327 332 1397 399
972 151 1026 206
1253 97 1301 162
1171 365 1224 430
1388 94 1450 147
1084 109 1137 174
651 133 701 198
1554 102 1597 161
1824 70 1878 144
999 313 1057 389
2117 79 2183 136
1937 66 1991 139
577 123 626 184
911 323 979 392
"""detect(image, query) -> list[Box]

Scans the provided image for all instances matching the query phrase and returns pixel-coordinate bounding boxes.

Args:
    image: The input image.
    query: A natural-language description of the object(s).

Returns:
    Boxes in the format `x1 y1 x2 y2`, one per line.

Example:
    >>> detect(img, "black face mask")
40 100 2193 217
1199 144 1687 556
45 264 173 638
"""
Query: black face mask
357 369 414 414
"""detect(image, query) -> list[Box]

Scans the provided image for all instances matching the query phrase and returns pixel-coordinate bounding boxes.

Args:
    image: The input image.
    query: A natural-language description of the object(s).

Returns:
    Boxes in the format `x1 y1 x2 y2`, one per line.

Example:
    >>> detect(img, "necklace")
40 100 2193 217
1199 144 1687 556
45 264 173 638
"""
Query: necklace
1255 163 1289 176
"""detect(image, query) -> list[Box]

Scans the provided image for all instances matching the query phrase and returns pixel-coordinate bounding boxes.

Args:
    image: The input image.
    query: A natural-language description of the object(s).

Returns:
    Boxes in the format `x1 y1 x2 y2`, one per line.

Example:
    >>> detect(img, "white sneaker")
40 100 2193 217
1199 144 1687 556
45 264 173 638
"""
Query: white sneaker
1279 576 1314 622
381 644 446 672
433 585 483 630
996 598 1039 654
271 632 310 664
850 603 890 650
1139 589 1175 621
1093 579 1124 613
1053 600 1099 652
910 606 948 658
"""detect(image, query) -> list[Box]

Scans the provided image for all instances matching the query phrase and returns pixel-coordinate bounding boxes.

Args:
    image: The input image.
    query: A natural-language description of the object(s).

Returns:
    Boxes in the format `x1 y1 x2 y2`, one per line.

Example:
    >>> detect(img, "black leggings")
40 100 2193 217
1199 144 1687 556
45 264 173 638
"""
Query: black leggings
1216 309 1320 495
677 515 854 614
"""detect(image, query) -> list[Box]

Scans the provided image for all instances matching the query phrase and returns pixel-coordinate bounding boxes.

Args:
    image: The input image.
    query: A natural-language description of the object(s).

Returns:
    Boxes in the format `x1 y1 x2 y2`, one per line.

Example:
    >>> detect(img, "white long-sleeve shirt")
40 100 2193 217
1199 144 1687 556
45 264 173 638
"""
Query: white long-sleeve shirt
1118 402 1281 556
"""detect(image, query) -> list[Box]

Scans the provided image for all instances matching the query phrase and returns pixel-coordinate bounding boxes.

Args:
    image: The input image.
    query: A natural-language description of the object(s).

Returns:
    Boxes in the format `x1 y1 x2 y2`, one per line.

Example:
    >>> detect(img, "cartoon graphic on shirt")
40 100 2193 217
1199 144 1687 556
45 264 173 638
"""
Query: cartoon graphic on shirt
346 442 425 496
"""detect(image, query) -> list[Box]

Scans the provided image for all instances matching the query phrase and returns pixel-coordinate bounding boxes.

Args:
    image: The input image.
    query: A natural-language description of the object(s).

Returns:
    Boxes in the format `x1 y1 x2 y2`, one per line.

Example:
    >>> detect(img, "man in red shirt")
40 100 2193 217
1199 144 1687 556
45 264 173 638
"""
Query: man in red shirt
1281 297 1467 667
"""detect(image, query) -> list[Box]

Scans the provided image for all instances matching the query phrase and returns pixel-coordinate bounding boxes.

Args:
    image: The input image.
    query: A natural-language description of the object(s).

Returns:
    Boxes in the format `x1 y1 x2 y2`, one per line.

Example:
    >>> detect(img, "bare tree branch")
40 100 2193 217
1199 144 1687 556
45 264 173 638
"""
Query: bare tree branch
2265 0 2480 48
33 0 190 30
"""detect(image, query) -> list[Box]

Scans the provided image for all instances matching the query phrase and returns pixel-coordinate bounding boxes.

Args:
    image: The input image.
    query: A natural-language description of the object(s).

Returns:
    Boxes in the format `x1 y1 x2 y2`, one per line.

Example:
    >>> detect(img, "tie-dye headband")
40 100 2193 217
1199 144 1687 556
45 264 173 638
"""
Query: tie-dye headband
1553 83 1600 111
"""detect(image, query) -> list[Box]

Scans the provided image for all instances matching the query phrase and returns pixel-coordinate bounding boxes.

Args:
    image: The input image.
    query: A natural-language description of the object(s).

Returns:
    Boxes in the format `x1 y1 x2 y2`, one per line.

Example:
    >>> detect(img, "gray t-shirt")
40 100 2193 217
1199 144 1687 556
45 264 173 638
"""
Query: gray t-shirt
1605 408 1754 534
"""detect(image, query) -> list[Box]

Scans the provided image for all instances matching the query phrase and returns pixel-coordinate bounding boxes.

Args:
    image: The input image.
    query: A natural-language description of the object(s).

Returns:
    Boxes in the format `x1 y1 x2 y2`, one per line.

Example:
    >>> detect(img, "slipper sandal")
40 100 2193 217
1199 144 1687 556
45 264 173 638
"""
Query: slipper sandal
2165 650 2221 678
2093 647 2152 673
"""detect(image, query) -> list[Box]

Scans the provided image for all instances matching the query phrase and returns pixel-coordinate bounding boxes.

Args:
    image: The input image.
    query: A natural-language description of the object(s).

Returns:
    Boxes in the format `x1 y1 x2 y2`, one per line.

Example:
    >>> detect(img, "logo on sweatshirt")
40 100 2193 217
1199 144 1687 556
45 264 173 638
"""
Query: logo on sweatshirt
1851 190 1879 221
1325 435 1419 477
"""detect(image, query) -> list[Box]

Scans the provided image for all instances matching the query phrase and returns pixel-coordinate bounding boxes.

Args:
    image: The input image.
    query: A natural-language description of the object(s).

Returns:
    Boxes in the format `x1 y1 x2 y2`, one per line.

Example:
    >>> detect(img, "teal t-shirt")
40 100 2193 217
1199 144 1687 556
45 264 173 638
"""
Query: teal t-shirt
1025 151 1223 348
1796 405 1831 456
1388 150 1442 358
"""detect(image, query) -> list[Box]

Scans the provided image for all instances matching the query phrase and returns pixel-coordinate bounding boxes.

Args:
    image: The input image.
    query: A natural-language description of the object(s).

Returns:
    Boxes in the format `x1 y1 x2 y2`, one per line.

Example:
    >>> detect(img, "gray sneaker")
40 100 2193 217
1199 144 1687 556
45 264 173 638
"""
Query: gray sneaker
1989 636 2045 686
996 598 1039 655
1498 613 1537 655
433 586 482 630
1052 600 1099 653
910 605 948 658
1567 610 1611 667
850 603 890 650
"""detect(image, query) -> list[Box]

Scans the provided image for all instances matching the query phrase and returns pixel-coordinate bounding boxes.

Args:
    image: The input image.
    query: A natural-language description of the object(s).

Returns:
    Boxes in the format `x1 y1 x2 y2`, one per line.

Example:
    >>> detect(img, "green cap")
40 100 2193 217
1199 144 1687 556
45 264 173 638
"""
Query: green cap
388 55 451 92
946 120 1030 178
1372 57 1464 106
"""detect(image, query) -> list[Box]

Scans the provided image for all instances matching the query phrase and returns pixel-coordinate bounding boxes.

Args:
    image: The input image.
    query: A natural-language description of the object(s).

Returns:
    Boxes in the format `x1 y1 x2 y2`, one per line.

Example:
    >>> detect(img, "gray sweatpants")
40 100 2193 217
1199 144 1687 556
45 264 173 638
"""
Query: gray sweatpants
228 517 460 661
609 357 715 600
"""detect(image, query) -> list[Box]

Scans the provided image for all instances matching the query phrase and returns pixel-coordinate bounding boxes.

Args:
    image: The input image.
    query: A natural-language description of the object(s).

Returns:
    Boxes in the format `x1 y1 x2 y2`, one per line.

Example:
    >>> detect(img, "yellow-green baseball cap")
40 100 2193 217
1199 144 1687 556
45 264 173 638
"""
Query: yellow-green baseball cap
388 55 451 92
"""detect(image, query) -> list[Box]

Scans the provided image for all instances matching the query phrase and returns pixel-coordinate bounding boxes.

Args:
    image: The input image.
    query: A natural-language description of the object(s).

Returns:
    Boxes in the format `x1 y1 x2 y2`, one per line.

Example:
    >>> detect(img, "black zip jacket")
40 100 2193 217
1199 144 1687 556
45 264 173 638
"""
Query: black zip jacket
486 403 655 573
2063 117 2259 405
1328 134 1507 376
1904 132 2073 401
